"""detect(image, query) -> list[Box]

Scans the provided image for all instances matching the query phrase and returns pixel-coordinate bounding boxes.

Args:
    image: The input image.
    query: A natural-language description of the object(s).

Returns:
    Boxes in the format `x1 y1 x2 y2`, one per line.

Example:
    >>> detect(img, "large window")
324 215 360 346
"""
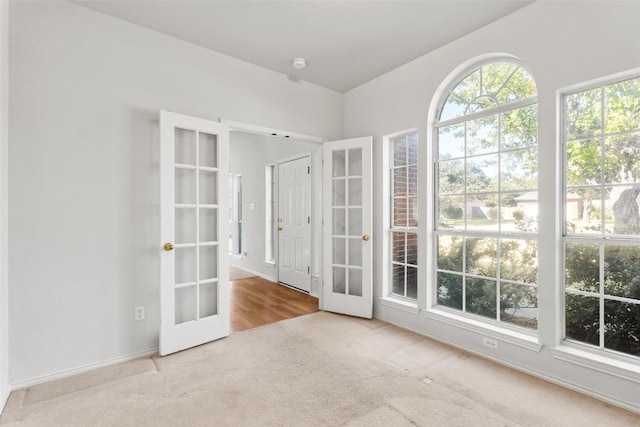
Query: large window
563 75 640 358
389 131 418 299
434 61 538 329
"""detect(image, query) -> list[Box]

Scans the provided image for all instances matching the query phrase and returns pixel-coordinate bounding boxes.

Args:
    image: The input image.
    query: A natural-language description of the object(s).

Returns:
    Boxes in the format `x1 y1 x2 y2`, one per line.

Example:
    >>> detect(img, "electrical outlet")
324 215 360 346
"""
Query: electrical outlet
482 336 498 350
134 306 145 321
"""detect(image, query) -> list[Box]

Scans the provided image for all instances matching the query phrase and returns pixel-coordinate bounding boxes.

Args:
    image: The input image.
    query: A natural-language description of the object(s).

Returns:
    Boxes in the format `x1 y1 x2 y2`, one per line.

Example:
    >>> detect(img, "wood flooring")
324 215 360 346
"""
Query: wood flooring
230 276 319 332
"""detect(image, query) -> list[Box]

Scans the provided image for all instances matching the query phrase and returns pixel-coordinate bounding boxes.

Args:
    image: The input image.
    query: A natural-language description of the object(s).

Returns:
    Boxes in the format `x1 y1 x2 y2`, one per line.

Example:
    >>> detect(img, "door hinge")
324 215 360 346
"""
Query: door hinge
308 266 310 274
308 166 310 174
308 216 310 224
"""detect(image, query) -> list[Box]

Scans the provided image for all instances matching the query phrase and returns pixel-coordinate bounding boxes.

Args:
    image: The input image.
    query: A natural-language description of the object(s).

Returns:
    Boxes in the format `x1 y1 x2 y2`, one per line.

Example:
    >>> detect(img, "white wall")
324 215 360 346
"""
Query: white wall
8 1 342 386
0 0 9 413
228 131 321 282
343 1 640 413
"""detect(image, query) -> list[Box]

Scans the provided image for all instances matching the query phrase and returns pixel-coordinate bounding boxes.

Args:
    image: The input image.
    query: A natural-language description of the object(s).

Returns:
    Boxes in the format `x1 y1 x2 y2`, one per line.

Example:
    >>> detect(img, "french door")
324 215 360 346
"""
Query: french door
160 111 229 356
323 137 373 318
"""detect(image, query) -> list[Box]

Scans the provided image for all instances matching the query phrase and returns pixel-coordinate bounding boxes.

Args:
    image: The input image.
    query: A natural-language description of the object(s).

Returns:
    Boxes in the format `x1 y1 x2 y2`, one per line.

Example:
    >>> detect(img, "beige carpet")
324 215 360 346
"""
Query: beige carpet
230 265 258 281
1 312 638 426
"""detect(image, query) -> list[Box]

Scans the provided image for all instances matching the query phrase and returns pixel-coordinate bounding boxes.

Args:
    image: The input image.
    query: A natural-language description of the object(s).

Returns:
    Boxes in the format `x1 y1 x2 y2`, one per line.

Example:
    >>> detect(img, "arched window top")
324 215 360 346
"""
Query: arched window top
438 61 537 122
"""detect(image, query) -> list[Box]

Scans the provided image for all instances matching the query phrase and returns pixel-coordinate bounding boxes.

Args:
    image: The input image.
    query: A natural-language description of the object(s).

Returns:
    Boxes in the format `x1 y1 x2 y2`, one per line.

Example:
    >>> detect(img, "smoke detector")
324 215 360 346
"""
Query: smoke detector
292 58 306 70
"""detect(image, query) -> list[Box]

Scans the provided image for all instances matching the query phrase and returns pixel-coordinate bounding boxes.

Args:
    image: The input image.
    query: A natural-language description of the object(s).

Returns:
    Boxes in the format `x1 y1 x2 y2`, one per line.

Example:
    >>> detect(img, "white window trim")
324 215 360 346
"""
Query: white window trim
422 307 543 352
382 128 419 302
431 58 540 333
559 68 640 361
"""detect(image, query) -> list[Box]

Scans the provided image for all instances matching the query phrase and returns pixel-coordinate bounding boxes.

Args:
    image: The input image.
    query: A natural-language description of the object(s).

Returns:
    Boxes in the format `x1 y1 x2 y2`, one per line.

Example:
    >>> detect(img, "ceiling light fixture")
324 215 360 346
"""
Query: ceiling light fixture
292 58 306 70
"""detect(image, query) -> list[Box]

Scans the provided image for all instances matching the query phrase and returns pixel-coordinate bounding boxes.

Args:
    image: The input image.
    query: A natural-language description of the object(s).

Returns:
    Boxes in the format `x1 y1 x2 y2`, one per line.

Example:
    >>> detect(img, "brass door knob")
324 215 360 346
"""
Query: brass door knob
362 234 370 241
277 226 283 231
163 242 174 251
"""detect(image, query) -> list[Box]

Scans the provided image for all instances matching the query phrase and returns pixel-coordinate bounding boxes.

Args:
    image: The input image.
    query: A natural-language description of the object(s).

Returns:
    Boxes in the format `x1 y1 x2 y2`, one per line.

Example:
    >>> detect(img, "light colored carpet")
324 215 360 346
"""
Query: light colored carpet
230 265 257 281
1 312 638 426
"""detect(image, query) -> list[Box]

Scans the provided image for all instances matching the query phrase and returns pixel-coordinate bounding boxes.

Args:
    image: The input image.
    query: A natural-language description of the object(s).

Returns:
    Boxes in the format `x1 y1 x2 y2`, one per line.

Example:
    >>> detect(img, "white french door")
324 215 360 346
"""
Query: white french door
160 111 229 356
323 137 373 318
278 155 311 292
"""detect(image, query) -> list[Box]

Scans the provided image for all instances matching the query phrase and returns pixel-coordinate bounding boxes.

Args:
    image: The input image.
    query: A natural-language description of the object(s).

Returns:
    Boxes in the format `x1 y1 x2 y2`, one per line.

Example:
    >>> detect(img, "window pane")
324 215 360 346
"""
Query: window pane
608 185 640 236
466 154 499 193
392 264 405 296
501 148 537 191
603 245 640 300
501 283 538 329
501 105 537 150
438 124 465 159
565 243 600 293
437 234 463 272
496 67 536 104
438 196 464 230
466 193 499 232
348 148 362 176
407 133 418 165
452 69 481 108
566 88 601 141
501 192 537 233
466 278 496 319
407 197 418 228
604 300 640 356
393 166 407 197
604 77 640 134
566 294 600 346
466 115 498 156
393 197 408 228
466 237 497 277
482 62 518 96
437 272 462 310
406 266 418 299
604 132 640 185
438 159 464 195
406 232 418 266
565 187 602 235
407 165 418 196
566 139 602 186
392 232 406 263
500 239 537 283
393 136 407 166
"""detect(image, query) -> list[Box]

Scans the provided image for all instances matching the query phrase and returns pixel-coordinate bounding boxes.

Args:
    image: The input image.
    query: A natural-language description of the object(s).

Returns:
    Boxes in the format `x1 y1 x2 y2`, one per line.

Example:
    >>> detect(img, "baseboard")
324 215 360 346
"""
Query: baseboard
374 312 640 415
231 264 276 283
10 348 158 391
0 384 8 415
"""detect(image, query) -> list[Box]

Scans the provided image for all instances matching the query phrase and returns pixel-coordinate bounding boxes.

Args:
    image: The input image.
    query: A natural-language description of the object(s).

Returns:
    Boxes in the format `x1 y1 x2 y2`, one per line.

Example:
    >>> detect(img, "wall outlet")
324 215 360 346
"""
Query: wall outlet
482 336 498 350
134 306 145 321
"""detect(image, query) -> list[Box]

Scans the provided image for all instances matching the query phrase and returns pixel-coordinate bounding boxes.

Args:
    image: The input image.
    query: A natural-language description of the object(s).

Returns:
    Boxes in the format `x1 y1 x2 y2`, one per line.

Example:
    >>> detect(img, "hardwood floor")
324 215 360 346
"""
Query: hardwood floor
230 276 319 332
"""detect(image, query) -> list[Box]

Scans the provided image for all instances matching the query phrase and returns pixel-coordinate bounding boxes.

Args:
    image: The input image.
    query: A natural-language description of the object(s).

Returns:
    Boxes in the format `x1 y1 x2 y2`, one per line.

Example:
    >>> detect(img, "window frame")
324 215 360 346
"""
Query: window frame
382 128 420 307
561 72 640 361
431 58 540 333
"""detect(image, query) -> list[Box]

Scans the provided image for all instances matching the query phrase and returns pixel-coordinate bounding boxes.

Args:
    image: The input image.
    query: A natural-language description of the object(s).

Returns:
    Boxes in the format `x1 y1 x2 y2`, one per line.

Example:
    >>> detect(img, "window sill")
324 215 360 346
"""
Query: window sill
421 308 543 352
550 345 640 384
379 297 420 315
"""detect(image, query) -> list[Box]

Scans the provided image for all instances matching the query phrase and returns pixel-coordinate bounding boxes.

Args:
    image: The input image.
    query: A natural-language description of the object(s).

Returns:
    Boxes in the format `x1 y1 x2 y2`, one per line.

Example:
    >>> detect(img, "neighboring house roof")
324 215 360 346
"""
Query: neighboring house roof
515 191 581 201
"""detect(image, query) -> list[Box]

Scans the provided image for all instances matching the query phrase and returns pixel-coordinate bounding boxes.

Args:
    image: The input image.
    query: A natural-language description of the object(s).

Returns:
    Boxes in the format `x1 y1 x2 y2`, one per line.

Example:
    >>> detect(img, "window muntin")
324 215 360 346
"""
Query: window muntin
390 131 418 299
563 75 640 358
434 60 538 330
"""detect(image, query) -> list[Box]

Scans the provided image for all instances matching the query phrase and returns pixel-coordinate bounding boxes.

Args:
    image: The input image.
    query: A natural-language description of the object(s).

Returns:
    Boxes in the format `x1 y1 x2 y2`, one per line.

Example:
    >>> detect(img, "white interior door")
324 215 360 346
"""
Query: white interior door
160 111 229 356
278 156 311 292
323 137 372 318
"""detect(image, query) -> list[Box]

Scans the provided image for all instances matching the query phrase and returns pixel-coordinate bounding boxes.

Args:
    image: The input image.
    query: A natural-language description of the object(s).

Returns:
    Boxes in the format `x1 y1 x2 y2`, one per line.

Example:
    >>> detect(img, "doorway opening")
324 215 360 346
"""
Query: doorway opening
225 120 324 331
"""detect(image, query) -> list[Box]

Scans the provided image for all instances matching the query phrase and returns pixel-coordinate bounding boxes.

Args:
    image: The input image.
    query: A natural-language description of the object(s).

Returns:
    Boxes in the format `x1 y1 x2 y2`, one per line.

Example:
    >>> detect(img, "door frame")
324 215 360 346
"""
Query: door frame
220 119 326 299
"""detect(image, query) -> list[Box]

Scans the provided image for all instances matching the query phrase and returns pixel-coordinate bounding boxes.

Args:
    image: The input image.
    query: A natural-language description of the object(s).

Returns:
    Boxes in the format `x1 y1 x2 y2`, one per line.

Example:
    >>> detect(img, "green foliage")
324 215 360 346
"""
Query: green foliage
513 209 525 220
443 205 463 219
565 243 640 356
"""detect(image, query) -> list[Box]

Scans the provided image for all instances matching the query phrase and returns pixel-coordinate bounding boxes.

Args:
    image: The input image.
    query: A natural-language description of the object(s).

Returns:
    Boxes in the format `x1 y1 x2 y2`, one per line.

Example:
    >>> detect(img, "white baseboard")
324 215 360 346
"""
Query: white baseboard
374 312 640 415
10 348 158 391
0 385 9 415
231 264 276 283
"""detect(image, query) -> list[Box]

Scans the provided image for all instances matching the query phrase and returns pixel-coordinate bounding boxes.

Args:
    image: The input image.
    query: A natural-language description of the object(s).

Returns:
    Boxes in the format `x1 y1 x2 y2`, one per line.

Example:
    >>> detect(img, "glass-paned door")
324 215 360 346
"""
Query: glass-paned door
323 137 372 318
160 111 229 356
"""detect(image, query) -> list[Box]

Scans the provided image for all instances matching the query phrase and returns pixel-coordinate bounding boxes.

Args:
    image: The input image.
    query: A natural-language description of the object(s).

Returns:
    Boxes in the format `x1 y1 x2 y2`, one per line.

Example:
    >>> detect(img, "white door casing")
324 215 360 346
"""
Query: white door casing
160 110 229 356
278 155 311 292
322 137 373 318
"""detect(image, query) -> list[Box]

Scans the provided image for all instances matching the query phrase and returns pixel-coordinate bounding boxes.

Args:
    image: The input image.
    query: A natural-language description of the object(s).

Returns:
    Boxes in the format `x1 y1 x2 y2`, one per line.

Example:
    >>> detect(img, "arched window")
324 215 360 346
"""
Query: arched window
433 60 539 330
